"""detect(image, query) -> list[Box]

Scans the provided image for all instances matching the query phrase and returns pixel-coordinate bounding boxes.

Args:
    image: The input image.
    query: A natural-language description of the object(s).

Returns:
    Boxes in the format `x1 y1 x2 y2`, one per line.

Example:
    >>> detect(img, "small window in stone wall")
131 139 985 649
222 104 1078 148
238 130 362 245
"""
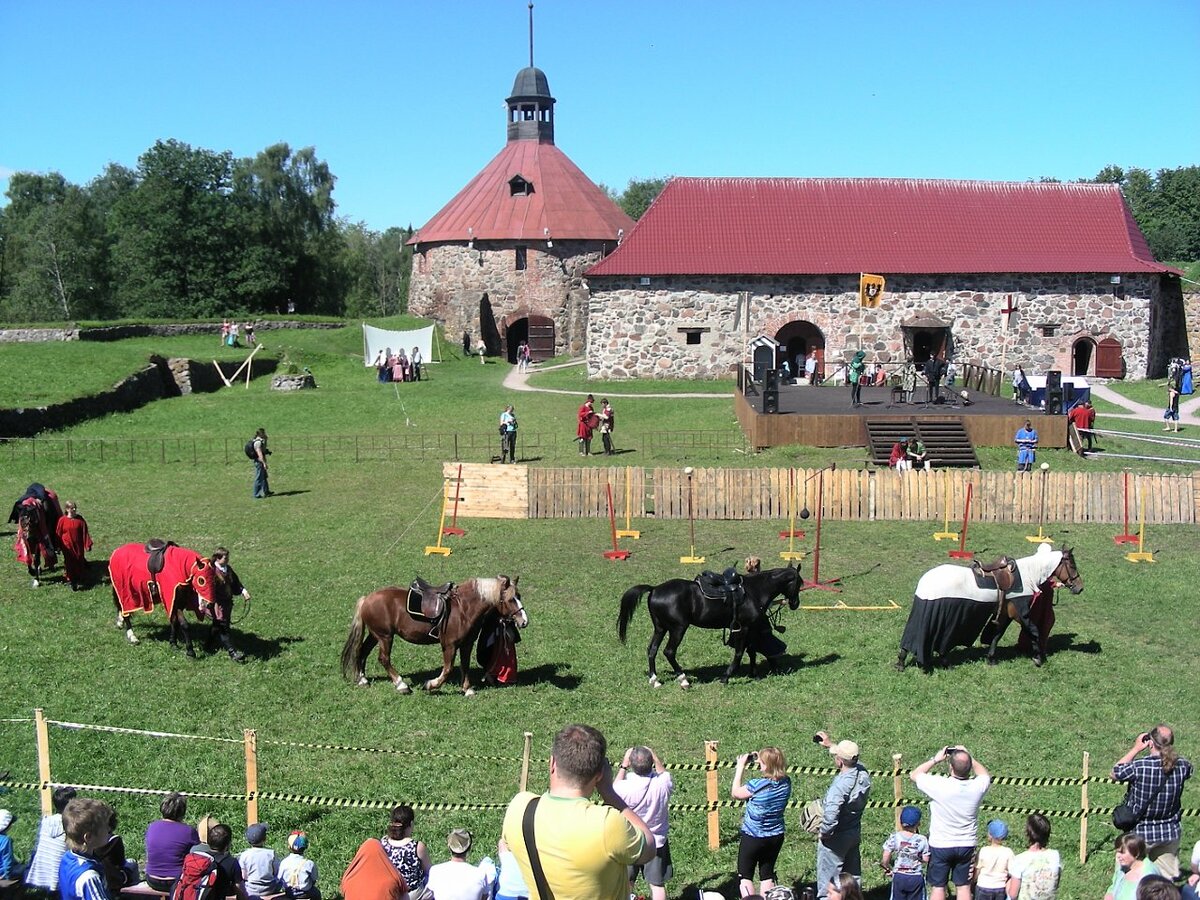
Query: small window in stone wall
1039 323 1059 337
515 246 527 271
685 332 702 346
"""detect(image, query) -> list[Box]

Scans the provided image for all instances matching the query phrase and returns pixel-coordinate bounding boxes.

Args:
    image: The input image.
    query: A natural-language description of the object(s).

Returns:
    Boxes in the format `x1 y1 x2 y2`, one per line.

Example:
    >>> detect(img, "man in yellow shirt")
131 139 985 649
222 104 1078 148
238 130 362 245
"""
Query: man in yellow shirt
502 724 656 900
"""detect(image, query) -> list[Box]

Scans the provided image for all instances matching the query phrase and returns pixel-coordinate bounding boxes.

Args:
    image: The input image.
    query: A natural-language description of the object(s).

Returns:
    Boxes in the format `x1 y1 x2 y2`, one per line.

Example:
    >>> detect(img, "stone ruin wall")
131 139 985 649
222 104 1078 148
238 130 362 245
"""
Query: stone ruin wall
587 273 1157 380
409 240 607 356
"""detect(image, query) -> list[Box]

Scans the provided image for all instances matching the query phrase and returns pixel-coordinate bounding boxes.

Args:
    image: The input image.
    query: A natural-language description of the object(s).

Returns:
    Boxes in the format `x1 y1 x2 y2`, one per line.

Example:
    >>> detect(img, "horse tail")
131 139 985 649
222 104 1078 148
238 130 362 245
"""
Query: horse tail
340 595 367 681
618 585 652 643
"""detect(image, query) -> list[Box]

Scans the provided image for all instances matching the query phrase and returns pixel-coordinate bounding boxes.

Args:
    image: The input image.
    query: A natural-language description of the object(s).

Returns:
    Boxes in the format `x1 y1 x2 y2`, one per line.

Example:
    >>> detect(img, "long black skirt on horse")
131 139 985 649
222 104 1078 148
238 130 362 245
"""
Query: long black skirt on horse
899 596 993 668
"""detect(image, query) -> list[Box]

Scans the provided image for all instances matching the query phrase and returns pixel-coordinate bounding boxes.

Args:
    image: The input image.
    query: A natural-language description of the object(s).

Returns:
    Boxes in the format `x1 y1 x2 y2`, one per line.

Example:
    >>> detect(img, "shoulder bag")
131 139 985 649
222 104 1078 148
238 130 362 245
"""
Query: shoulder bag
522 796 556 900
1113 767 1167 832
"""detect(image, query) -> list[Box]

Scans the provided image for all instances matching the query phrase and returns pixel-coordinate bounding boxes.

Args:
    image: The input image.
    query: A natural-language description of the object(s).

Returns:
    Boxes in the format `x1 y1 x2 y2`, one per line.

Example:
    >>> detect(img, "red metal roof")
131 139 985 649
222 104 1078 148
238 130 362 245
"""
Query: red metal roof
410 142 633 244
587 178 1173 276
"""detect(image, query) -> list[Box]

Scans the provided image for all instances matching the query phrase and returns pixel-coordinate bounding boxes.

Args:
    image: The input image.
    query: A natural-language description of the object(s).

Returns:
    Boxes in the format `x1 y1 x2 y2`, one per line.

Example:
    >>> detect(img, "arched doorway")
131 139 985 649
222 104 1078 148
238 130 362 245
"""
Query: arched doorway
773 320 825 378
504 314 555 363
1072 337 1096 376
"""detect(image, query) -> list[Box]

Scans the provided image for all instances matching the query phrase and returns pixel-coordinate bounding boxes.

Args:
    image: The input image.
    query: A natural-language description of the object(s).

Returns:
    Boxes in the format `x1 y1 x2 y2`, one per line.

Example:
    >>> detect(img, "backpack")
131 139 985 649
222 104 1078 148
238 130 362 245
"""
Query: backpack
245 439 257 460
169 848 221 900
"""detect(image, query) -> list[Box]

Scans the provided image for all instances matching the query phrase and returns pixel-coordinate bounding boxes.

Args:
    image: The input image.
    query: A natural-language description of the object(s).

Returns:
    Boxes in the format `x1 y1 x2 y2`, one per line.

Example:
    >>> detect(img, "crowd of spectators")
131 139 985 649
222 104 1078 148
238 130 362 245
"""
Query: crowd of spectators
4 723 1192 900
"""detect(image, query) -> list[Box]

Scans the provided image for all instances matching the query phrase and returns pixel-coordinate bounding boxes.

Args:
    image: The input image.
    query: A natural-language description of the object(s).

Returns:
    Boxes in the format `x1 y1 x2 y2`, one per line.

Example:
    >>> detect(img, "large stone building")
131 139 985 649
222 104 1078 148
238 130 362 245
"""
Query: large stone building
408 63 633 362
585 178 1187 380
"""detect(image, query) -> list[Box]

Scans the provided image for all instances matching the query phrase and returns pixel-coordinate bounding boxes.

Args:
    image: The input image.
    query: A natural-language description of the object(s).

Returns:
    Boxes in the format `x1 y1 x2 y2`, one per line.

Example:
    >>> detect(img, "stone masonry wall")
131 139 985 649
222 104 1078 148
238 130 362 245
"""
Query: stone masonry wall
587 273 1158 379
409 239 608 356
1184 291 1200 364
0 320 340 344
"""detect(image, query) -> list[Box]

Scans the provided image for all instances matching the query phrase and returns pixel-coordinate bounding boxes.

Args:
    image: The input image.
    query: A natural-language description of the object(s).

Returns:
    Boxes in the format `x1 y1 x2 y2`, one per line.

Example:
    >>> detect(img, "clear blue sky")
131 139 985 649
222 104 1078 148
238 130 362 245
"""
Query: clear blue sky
3 0 1197 232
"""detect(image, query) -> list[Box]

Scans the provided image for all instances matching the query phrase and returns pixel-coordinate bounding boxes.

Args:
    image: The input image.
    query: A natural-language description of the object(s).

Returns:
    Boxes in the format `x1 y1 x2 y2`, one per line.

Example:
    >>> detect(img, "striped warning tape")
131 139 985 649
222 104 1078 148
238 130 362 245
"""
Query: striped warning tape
46 719 242 744
0 718 34 723
3 780 1198 818
256 737 527 763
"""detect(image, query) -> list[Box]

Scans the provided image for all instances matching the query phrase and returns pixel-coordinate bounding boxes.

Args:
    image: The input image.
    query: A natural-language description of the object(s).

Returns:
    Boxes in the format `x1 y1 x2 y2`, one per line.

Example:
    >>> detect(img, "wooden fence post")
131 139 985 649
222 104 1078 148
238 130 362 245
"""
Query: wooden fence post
35 708 52 815
244 729 259 825
706 740 720 851
1080 751 1089 864
520 732 533 792
892 753 903 829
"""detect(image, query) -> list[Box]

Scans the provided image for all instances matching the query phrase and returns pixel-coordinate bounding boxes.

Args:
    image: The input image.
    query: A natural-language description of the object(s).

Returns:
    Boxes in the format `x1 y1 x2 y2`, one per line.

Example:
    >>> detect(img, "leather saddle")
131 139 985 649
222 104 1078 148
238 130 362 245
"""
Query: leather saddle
696 568 747 632
971 556 1022 595
408 577 455 637
143 539 178 604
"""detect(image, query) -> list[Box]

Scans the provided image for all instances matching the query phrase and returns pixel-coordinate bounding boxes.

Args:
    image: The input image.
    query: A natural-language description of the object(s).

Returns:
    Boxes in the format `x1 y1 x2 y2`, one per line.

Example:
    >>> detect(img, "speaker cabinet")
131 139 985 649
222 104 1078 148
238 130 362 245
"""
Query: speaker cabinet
1045 388 1064 416
763 388 779 414
1046 369 1062 391
764 368 781 392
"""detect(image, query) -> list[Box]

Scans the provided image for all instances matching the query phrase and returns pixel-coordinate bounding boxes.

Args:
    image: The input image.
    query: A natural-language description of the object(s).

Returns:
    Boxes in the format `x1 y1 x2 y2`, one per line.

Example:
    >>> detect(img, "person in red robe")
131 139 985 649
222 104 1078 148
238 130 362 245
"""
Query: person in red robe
54 500 93 591
576 393 596 456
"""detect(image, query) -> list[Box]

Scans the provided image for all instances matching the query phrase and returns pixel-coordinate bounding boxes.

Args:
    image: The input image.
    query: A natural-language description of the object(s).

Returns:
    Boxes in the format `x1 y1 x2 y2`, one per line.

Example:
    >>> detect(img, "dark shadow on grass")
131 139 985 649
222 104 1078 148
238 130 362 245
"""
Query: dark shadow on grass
135 624 299 663
519 662 582 690
680 874 743 897
260 490 310 498
681 650 840 684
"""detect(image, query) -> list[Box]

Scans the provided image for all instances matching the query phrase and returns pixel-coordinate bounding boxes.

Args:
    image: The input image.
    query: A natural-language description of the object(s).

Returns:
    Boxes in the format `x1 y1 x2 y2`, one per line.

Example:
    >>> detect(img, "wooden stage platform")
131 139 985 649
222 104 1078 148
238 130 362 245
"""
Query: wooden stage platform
735 382 1067 451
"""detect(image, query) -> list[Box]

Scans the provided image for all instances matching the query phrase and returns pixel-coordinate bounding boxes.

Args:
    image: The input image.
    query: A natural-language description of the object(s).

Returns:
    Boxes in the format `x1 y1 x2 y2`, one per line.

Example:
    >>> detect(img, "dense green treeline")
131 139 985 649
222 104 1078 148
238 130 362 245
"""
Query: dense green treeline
0 139 413 322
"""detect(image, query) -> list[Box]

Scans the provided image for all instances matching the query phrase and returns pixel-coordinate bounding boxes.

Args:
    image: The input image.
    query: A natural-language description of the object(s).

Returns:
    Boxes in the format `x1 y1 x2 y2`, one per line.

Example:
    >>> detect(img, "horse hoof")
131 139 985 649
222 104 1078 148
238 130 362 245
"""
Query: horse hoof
186 648 197 659
31 579 39 588
987 657 998 667
1034 656 1045 668
649 676 662 689
396 682 411 694
894 661 906 672
126 632 139 645
464 688 476 698
424 680 439 692
357 676 369 687
676 674 691 689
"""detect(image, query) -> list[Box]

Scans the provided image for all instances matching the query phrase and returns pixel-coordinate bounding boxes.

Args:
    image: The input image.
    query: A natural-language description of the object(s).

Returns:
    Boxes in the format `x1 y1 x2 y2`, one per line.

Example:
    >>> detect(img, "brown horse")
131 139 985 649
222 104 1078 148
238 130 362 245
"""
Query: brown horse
341 575 528 697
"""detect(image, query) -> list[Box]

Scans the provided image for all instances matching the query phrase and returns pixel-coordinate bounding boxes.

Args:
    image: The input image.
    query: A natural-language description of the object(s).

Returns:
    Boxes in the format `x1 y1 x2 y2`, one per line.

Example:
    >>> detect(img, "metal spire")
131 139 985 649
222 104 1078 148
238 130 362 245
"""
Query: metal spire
528 2 534 67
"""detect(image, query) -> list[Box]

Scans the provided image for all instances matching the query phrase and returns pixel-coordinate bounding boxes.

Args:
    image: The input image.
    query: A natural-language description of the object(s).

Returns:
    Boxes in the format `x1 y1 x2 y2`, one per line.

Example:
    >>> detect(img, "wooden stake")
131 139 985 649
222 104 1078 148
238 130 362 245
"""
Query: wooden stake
892 753 903 829
705 740 719 851
1080 751 1090 864
244 728 259 825
35 708 52 815
212 361 232 387
520 732 533 792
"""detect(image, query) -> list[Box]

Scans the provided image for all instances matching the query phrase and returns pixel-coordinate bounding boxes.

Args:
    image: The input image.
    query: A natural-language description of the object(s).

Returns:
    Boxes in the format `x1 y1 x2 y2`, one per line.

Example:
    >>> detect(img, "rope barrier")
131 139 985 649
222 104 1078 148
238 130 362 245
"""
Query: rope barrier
0 717 34 723
257 737 528 764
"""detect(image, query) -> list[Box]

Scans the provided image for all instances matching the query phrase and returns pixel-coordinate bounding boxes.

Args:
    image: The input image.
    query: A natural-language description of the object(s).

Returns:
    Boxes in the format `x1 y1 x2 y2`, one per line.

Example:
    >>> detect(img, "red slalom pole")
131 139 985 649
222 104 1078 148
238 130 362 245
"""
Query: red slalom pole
1114 469 1138 544
805 468 841 592
442 463 466 537
949 482 974 559
603 482 630 560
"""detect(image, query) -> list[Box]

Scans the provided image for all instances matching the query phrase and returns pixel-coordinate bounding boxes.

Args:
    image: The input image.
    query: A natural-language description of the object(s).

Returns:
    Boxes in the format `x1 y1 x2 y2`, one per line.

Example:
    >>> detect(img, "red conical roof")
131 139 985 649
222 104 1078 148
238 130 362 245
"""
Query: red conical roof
410 141 632 244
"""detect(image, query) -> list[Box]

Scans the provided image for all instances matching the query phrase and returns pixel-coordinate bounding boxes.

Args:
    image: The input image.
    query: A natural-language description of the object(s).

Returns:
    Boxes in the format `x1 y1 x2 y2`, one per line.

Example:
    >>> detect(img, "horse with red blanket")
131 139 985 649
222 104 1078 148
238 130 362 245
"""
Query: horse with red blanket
109 540 217 657
10 484 63 587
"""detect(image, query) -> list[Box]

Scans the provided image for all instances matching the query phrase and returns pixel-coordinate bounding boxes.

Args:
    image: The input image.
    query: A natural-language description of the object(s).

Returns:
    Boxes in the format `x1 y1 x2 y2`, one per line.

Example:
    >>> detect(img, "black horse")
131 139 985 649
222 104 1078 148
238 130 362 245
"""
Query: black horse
618 564 802 687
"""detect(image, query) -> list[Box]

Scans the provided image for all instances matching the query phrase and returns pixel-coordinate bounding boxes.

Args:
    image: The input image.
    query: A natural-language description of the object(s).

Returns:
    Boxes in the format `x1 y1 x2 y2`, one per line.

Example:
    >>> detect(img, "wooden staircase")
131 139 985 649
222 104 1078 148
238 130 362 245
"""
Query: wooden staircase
865 417 980 468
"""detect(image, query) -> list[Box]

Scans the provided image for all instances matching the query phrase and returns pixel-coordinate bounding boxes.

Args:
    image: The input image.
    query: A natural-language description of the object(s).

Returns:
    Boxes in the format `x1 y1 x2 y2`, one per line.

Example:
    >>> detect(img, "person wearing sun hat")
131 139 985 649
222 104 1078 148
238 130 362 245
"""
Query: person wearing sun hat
882 806 930 900
814 733 873 900
426 828 492 900
974 820 1013 900
239 823 281 900
278 830 320 899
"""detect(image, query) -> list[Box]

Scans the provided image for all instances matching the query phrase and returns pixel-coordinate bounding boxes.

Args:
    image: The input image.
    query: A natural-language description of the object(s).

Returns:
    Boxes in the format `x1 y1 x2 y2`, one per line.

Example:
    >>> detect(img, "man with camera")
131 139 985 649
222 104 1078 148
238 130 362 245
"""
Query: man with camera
614 745 675 900
1112 725 1193 879
814 732 872 900
501 724 655 900
910 745 991 900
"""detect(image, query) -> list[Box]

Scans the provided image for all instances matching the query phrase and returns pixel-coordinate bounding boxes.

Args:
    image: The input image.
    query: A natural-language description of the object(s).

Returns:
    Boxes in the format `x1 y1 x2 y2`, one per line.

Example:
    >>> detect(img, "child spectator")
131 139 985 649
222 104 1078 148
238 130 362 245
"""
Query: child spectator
55 501 93 591
25 785 77 892
91 810 138 893
0 809 22 880
882 805 930 900
245 322 256 346
58 797 116 900
425 828 492 900
1007 814 1060 900
494 837 530 900
279 830 320 899
975 820 1014 900
239 823 281 900
196 822 249 900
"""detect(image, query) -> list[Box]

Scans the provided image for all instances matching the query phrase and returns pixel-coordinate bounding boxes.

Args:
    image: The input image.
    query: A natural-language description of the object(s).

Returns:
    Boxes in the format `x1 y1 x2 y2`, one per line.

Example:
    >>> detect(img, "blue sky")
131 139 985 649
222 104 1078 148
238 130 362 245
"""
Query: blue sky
2 0 1197 232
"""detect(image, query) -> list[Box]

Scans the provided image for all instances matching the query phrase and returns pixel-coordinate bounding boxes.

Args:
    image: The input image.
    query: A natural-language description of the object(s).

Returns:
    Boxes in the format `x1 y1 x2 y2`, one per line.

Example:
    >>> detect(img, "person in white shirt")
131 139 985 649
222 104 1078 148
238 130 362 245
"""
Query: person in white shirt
425 828 492 900
910 745 991 900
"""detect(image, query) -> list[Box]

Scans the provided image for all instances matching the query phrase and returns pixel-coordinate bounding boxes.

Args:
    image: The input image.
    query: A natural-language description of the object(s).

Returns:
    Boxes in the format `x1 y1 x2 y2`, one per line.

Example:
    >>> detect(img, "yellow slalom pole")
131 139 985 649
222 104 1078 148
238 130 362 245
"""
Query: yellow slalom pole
933 470 958 540
1124 492 1155 563
424 479 452 556
616 466 640 539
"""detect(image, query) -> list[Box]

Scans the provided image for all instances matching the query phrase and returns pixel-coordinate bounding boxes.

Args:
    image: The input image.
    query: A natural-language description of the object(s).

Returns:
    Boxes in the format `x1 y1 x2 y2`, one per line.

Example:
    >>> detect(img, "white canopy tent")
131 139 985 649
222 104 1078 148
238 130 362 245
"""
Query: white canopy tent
362 323 439 366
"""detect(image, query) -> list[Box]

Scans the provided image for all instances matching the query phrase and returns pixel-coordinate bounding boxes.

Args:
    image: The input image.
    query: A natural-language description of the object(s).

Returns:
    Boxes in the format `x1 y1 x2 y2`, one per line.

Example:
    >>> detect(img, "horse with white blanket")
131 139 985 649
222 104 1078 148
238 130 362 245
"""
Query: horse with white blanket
896 545 1083 672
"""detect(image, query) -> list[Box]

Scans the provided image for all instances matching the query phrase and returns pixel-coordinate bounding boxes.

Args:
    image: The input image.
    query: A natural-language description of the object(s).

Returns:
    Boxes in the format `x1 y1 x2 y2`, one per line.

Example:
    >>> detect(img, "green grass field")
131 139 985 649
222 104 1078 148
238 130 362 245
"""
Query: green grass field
0 326 1197 899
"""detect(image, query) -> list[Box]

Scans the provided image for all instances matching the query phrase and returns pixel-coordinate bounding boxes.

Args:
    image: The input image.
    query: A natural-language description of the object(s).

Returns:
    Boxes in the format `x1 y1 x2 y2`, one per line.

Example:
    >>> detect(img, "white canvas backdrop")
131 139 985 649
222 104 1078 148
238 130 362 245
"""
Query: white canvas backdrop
362 324 437 365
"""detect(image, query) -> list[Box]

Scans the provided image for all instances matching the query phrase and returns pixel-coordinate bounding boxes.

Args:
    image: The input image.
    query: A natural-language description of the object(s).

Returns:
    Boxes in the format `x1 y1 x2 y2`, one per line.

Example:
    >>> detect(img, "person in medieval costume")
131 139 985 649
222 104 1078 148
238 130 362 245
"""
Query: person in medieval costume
54 501 93 591
576 394 597 456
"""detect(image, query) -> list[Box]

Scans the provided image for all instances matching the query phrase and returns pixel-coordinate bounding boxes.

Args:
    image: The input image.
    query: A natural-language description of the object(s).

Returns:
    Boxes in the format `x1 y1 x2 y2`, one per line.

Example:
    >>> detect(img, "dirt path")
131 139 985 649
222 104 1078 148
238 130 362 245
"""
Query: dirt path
501 359 732 399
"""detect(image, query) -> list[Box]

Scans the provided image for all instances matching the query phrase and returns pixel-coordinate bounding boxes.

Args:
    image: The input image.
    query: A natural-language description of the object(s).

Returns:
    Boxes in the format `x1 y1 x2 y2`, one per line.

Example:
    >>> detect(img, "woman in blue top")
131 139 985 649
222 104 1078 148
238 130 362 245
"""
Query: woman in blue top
732 746 792 898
